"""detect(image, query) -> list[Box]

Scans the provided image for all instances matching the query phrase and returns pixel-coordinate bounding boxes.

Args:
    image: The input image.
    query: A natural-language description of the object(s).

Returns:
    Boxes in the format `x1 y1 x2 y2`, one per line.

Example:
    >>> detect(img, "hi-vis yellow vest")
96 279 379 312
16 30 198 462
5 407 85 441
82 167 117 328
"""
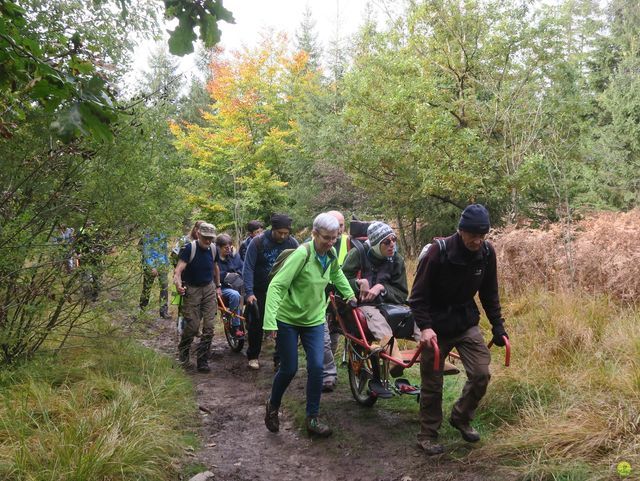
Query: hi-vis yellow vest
337 234 349 267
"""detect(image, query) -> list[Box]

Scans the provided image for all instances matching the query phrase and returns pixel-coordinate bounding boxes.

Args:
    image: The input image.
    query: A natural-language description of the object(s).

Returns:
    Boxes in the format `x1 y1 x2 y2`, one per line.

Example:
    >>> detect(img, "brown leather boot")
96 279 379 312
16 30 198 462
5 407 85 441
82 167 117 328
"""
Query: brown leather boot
417 438 445 456
449 417 481 442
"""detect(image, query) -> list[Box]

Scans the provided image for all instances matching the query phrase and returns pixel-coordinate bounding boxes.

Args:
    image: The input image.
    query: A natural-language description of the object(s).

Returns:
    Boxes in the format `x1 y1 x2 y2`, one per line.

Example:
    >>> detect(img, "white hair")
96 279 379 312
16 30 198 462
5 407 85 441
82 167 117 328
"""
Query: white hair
313 212 339 232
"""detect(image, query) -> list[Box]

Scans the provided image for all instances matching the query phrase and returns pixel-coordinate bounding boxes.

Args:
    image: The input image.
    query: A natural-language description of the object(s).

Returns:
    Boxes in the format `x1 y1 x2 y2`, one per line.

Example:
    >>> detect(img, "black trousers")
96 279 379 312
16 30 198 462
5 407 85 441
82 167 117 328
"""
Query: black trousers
246 290 279 363
246 290 266 360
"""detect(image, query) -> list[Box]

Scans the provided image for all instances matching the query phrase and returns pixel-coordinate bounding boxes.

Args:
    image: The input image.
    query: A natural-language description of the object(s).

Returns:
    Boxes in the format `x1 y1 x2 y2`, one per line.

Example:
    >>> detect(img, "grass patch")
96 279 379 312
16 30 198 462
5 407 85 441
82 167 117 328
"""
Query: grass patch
0 336 198 481
473 288 640 480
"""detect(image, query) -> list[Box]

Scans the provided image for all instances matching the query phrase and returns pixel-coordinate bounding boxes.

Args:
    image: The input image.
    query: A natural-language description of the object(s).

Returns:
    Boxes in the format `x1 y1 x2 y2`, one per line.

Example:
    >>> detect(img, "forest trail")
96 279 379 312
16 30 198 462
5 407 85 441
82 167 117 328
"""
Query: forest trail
145 316 510 481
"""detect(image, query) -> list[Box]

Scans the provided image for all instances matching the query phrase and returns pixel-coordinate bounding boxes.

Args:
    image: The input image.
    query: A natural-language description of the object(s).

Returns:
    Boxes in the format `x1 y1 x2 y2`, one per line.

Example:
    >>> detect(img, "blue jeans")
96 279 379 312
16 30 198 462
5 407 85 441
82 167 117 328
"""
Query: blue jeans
269 321 324 417
221 288 241 326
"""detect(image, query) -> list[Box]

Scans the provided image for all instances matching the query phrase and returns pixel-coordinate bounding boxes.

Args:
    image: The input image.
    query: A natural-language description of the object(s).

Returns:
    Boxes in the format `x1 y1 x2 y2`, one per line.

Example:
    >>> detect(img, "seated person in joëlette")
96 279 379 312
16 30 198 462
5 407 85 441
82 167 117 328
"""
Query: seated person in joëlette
341 221 459 379
215 233 245 337
341 222 420 377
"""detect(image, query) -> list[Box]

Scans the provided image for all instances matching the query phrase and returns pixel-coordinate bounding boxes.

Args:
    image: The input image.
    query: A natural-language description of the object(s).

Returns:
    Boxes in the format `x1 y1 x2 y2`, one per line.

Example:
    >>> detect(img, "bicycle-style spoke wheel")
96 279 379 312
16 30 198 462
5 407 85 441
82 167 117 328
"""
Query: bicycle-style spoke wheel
347 340 377 407
223 312 244 352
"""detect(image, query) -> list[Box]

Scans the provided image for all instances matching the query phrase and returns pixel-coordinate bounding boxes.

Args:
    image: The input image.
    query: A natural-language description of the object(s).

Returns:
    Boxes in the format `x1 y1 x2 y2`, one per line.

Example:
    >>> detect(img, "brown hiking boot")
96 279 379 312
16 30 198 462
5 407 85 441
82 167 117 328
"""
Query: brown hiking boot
449 417 481 443
305 416 332 437
264 400 279 433
417 438 445 456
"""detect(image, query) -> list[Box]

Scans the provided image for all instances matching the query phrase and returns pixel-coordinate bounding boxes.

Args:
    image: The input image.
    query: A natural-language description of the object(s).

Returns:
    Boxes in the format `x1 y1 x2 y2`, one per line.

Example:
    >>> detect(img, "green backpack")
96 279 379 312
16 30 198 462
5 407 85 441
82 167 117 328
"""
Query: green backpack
267 243 312 284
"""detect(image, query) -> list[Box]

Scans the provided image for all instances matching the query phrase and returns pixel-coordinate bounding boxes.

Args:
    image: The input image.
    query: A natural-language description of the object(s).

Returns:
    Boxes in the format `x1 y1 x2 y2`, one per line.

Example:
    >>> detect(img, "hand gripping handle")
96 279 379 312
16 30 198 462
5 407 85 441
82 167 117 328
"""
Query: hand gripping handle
487 335 511 367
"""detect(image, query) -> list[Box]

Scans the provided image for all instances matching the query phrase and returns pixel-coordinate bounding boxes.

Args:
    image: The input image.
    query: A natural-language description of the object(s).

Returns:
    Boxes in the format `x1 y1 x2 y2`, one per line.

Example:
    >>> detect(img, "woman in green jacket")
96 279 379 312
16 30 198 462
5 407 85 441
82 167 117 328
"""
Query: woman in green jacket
263 212 356 437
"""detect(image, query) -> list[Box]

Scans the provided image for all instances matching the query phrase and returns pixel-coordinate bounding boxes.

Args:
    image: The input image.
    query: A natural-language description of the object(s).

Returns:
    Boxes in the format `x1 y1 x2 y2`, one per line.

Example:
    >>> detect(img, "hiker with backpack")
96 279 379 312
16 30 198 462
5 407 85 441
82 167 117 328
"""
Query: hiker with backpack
139 232 171 319
170 220 205 333
263 212 356 437
172 222 221 373
170 220 204 268
242 213 298 370
341 221 423 397
409 204 509 455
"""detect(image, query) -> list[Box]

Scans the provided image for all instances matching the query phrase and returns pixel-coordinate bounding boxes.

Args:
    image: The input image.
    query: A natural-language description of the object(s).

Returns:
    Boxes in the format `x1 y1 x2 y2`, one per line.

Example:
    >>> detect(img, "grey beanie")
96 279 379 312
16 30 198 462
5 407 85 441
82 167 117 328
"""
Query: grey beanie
367 221 394 246
458 204 490 234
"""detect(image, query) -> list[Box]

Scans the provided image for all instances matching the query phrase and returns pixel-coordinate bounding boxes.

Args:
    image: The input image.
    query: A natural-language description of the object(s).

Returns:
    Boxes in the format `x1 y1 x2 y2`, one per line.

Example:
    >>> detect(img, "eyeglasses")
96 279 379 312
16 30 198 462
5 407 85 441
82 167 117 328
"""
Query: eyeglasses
317 232 338 242
381 236 397 246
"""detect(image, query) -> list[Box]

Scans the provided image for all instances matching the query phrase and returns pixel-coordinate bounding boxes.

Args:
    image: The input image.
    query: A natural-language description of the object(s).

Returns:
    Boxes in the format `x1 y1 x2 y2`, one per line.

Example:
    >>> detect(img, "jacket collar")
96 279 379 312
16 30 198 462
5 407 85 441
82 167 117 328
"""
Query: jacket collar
446 232 484 266
366 243 395 266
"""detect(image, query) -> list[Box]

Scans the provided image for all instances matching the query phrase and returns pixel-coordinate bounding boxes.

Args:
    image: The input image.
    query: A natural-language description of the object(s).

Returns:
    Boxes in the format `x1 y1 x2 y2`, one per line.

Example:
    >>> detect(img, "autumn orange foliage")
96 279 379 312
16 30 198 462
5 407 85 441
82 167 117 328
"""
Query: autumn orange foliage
170 34 321 229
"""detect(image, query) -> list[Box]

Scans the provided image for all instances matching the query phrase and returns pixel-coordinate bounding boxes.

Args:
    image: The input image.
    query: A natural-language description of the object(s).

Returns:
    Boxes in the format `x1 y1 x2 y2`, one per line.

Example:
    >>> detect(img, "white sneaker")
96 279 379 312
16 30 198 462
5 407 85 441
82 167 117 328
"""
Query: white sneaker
248 359 260 370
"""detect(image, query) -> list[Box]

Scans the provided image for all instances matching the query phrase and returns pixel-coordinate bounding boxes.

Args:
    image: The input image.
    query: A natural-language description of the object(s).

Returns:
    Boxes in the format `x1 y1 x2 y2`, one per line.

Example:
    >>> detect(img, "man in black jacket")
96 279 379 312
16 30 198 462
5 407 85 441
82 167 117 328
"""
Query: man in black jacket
409 204 509 455
242 214 298 370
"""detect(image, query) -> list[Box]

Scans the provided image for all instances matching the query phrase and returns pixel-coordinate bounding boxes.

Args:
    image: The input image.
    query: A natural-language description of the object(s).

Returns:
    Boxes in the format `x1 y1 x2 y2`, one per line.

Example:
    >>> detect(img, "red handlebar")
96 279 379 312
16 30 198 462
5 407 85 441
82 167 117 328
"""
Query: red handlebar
330 294 497 372
430 338 440 371
487 335 511 367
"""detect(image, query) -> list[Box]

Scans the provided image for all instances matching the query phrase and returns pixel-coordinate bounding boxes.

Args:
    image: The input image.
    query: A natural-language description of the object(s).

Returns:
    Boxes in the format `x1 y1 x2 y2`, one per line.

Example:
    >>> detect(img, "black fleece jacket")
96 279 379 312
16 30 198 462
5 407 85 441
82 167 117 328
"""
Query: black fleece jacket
409 232 503 338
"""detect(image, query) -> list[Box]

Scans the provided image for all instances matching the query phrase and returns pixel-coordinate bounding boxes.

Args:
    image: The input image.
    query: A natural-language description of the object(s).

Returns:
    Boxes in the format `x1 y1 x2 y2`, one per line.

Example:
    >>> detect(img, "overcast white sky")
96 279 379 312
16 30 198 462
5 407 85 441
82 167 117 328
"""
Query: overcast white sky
129 0 396 85
218 0 374 52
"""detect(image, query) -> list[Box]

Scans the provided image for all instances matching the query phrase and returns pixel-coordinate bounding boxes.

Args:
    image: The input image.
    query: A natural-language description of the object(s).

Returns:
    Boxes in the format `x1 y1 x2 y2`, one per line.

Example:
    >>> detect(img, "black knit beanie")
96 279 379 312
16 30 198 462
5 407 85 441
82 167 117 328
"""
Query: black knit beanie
458 204 490 234
270 213 292 230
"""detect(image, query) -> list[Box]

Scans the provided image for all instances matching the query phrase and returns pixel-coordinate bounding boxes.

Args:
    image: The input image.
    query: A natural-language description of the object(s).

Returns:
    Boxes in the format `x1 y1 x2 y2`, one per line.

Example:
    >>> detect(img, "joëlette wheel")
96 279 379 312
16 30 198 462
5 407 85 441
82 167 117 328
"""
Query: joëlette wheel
347 340 377 407
223 313 244 352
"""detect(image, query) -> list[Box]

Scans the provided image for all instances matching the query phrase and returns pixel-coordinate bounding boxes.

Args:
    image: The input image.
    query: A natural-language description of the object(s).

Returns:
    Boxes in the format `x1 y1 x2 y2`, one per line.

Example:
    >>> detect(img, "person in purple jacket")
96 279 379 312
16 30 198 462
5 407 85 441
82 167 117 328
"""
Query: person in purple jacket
409 204 509 456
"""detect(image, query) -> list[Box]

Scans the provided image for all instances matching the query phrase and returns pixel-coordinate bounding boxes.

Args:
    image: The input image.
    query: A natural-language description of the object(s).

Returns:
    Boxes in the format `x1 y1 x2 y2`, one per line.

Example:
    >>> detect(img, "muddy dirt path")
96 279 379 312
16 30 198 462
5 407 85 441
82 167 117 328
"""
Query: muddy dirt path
145 317 510 481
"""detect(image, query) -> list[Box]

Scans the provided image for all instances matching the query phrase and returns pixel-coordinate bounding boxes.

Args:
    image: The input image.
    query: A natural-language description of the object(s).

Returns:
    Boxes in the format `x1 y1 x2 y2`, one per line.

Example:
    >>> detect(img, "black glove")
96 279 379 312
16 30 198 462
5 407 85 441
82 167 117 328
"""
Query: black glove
491 322 508 347
347 298 358 309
